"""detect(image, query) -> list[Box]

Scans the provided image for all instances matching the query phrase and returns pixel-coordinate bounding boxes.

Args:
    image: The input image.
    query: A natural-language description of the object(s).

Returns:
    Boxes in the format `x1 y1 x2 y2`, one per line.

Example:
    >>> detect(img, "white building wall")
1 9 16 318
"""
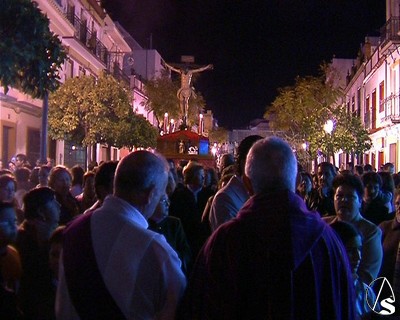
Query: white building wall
0 0 138 169
335 1 400 172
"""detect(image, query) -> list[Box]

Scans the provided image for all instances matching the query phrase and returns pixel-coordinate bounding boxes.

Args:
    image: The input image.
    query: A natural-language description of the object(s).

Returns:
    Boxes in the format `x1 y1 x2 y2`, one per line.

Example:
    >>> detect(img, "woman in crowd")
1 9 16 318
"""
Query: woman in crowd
0 174 24 224
75 171 97 213
148 193 191 275
323 173 382 284
48 166 80 225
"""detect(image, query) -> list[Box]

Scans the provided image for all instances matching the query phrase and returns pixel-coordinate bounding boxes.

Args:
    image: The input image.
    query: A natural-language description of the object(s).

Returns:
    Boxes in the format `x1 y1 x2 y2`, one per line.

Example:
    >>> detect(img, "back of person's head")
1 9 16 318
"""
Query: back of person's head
354 165 364 176
219 153 235 173
88 161 98 172
94 161 118 200
23 187 56 220
48 166 72 190
330 220 361 245
38 165 51 182
83 171 95 186
383 162 395 174
363 164 373 173
114 151 168 199
237 135 263 176
347 162 354 170
0 174 16 190
317 162 337 176
362 171 382 188
183 162 204 185
378 171 395 194
70 165 85 186
14 167 30 183
29 167 40 186
245 137 297 193
332 174 364 200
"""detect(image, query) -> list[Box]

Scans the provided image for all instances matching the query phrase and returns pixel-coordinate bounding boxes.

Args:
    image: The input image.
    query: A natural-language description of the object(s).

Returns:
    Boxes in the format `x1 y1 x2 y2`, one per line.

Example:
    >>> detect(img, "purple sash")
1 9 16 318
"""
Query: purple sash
63 212 125 319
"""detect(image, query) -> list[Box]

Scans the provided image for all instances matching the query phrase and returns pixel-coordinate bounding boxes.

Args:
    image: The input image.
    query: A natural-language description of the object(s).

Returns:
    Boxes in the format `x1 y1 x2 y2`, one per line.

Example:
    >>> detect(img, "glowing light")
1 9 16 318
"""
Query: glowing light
324 119 334 134
211 144 217 157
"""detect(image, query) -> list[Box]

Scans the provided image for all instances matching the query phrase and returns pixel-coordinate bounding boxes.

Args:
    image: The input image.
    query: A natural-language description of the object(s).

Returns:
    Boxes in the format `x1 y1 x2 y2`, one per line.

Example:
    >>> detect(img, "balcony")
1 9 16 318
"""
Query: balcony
382 92 400 124
380 17 400 49
66 12 109 66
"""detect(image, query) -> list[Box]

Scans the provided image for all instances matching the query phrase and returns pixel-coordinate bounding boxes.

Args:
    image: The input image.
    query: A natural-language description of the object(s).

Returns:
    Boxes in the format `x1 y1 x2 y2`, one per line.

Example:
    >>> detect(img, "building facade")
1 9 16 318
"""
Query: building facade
332 0 400 171
0 0 164 169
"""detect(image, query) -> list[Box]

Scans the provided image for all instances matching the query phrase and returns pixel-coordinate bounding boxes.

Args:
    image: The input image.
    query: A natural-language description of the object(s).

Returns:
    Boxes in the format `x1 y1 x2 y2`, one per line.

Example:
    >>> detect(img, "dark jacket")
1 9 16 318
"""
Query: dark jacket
148 216 192 275
179 190 355 319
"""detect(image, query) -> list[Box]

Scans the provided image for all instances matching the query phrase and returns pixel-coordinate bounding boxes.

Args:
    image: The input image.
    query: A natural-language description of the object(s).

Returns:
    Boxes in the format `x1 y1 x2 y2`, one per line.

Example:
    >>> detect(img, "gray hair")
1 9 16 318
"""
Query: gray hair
245 137 297 193
114 150 168 198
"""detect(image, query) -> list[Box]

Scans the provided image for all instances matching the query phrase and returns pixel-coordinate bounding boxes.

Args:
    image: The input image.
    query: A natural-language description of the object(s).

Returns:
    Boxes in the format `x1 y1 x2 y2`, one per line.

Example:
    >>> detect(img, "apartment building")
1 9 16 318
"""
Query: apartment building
1 0 160 168
332 0 400 171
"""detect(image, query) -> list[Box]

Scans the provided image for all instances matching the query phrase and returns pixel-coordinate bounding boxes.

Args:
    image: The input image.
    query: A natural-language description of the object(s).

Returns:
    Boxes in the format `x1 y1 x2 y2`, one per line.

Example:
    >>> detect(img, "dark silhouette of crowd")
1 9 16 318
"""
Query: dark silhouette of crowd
2 146 400 319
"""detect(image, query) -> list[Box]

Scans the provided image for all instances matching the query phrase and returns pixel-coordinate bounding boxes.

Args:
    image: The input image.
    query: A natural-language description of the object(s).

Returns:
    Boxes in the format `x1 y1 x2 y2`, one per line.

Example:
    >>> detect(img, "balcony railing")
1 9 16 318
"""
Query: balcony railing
380 17 400 48
381 92 400 123
66 12 109 66
110 65 130 85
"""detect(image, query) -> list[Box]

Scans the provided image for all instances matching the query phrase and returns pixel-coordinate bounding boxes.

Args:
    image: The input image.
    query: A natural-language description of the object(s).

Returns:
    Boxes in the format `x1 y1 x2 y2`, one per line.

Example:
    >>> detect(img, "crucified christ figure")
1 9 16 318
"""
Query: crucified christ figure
164 62 213 128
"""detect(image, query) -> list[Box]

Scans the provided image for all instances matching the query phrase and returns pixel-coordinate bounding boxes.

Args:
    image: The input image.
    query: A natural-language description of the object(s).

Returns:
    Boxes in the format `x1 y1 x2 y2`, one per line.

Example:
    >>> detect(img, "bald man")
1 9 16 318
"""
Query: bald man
56 151 186 319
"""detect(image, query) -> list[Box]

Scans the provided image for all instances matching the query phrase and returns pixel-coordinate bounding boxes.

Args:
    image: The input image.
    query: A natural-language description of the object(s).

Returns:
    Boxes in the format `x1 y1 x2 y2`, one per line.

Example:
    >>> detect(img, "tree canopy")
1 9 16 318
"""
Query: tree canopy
0 0 65 98
208 127 229 143
48 73 157 149
265 69 371 163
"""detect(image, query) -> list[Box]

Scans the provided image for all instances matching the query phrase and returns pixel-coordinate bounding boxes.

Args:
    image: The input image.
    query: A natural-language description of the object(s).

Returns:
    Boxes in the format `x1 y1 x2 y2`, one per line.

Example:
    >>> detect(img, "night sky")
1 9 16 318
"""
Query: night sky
102 0 386 129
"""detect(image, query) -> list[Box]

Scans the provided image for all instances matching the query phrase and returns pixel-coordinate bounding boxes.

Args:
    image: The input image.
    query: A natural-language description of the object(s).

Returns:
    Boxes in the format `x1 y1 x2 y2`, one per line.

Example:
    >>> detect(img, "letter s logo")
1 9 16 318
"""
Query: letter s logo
380 297 396 315
366 277 396 315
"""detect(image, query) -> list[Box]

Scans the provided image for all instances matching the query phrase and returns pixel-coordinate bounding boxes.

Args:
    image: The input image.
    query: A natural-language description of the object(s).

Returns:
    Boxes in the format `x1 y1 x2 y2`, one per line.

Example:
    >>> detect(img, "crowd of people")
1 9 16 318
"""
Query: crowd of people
1 140 399 319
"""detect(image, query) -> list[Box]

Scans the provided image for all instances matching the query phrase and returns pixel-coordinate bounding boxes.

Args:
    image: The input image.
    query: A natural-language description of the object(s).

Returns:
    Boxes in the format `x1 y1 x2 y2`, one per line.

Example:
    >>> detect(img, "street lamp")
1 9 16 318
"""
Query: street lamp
323 119 334 135
163 113 168 134
211 143 217 157
199 114 204 135
323 119 334 164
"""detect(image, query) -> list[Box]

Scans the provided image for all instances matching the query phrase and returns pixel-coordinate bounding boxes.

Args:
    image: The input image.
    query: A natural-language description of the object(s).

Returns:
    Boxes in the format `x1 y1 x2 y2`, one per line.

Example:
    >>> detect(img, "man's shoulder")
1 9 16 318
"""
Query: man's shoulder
214 176 246 200
355 217 382 236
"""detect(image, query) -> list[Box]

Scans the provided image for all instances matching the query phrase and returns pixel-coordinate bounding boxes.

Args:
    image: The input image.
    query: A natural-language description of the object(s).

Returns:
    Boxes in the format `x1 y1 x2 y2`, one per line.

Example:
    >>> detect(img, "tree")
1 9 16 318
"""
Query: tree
0 0 65 97
143 71 206 130
48 73 157 149
108 112 159 150
208 127 229 143
142 71 181 126
265 68 371 164
0 0 66 163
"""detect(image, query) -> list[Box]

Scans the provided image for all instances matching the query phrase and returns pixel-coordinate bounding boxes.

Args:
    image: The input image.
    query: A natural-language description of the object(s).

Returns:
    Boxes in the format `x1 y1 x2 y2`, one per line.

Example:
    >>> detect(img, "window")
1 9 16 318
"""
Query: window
357 88 361 117
365 95 370 128
379 81 385 112
372 91 377 129
64 59 74 80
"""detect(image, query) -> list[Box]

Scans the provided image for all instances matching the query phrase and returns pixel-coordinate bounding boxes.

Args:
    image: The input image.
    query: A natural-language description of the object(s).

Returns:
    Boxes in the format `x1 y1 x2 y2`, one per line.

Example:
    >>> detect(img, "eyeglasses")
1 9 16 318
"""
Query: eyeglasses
159 198 170 206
